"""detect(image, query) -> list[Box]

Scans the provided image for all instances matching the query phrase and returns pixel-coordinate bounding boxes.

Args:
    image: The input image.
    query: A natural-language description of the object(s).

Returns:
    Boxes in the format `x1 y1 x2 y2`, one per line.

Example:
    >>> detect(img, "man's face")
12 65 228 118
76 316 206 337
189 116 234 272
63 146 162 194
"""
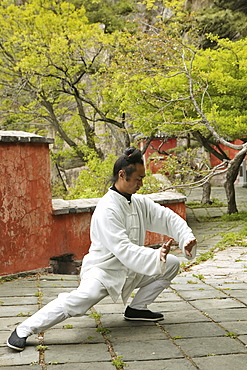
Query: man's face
117 163 146 194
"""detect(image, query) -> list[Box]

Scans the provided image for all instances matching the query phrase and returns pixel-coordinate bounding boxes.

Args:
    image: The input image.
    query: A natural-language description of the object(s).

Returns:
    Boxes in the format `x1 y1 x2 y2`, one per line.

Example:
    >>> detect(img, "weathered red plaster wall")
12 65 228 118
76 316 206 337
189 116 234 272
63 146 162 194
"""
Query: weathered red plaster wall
210 139 246 166
0 142 53 275
50 213 91 261
144 202 186 245
141 138 177 174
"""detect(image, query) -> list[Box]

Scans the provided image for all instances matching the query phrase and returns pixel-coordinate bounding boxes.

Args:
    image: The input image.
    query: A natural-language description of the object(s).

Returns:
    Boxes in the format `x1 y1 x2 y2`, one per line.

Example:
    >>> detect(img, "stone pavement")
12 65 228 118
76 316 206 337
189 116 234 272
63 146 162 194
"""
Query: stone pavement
0 187 247 369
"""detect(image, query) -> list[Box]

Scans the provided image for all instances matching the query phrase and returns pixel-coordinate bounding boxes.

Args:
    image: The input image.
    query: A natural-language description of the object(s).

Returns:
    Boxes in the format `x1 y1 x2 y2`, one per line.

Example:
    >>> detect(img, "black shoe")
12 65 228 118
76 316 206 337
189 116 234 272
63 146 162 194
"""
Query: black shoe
7 329 27 351
124 306 164 322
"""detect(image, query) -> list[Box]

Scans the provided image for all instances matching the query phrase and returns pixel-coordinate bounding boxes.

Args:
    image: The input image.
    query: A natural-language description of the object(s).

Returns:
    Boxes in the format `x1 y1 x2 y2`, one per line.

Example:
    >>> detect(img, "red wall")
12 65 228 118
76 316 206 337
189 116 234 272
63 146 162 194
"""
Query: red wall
141 138 177 174
210 139 245 166
0 142 53 275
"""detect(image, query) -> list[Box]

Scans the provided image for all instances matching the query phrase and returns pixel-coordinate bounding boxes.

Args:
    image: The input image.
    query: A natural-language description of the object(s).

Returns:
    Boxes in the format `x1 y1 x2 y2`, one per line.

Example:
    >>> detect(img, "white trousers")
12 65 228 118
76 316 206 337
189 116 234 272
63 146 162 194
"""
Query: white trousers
17 254 179 338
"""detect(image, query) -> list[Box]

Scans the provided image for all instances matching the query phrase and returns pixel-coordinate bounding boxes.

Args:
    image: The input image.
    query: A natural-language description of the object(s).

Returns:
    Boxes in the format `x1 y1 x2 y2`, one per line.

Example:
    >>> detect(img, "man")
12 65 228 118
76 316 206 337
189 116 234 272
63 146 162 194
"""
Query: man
7 147 197 351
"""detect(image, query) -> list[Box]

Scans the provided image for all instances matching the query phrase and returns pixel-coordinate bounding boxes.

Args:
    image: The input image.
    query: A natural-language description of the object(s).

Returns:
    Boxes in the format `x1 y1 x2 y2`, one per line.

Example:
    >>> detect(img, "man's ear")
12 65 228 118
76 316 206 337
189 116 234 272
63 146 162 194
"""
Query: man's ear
118 169 125 179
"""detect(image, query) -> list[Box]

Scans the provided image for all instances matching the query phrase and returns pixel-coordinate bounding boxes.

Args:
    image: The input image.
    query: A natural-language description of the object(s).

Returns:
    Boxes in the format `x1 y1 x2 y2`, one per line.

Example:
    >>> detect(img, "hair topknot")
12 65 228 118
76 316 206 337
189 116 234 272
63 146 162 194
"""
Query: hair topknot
123 147 143 164
110 147 144 183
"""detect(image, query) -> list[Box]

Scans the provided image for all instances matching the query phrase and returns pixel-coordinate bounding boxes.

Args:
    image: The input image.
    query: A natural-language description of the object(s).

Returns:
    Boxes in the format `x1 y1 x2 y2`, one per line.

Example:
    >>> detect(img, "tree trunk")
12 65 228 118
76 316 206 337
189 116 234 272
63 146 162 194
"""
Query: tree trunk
201 180 212 204
74 95 104 159
224 150 247 214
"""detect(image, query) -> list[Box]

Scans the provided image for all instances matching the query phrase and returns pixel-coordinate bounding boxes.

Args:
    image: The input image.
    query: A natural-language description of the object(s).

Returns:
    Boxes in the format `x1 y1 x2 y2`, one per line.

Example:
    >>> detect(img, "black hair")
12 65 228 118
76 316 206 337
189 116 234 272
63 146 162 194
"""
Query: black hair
110 147 144 184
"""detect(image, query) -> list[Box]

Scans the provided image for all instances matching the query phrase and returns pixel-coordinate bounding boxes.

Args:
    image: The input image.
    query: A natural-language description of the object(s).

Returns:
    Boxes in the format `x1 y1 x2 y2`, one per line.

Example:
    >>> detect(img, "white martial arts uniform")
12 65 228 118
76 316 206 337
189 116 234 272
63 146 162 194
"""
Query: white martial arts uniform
17 189 196 337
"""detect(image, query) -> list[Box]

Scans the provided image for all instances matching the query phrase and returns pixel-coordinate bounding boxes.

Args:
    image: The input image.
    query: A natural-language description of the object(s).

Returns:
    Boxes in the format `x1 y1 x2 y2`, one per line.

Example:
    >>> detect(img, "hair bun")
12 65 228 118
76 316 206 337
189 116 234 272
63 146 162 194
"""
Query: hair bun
123 147 142 164
123 147 136 156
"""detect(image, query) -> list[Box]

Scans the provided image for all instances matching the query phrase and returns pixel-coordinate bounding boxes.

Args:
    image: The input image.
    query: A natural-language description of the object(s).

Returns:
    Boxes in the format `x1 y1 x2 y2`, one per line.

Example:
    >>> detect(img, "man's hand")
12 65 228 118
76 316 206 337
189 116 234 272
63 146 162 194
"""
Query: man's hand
184 238 197 257
160 239 173 263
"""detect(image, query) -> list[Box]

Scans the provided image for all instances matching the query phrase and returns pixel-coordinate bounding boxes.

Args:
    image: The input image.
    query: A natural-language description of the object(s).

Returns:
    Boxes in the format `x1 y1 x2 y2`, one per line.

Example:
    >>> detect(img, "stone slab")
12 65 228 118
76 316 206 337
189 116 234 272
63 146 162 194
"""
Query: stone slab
126 358 197 370
44 315 96 330
39 287 77 296
176 289 229 300
193 354 247 370
158 309 211 324
0 366 41 370
93 302 125 314
0 346 39 366
0 317 26 331
113 339 183 361
156 290 185 302
47 362 113 369
226 289 247 298
44 343 111 363
108 325 167 343
0 305 37 317
0 297 38 306
189 297 246 310
0 287 38 297
40 275 78 281
43 328 104 345
150 301 195 313
175 336 247 357
238 335 247 345
203 308 247 322
170 283 208 290
222 321 247 335
164 322 226 338
39 280 79 288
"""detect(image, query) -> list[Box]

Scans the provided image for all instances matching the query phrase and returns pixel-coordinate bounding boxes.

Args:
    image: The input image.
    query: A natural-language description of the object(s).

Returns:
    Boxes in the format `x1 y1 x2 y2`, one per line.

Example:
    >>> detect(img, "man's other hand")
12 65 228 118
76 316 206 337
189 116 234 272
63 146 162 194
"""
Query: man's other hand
184 238 197 257
160 239 173 263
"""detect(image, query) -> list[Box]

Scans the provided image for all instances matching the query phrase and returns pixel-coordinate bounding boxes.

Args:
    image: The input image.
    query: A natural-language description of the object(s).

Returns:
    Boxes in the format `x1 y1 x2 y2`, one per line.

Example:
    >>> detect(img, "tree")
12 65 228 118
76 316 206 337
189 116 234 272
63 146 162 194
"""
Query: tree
100 13 247 213
0 0 131 163
69 0 137 34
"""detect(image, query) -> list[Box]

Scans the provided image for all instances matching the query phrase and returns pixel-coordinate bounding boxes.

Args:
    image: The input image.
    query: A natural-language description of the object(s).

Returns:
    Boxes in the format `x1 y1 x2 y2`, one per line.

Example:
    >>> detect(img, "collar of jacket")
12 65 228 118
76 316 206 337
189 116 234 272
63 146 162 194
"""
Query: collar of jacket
110 185 132 203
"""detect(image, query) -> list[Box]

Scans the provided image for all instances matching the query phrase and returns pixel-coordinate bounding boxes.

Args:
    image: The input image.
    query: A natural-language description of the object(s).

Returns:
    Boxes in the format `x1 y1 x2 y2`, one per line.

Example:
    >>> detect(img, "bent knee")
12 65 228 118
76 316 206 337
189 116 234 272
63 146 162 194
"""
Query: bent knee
166 254 180 275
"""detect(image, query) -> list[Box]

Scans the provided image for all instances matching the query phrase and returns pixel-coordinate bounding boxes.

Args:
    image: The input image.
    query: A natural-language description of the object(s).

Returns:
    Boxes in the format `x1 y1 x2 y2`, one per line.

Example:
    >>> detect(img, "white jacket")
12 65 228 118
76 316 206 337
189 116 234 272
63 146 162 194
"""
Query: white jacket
81 189 196 303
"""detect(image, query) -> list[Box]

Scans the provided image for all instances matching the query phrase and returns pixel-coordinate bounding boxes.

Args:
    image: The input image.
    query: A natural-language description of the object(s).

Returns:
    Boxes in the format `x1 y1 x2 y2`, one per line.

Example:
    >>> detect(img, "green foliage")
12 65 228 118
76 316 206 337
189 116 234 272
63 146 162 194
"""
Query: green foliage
67 153 117 199
225 332 238 338
221 210 247 222
96 327 111 335
196 251 215 263
66 157 169 199
193 4 247 48
192 274 205 280
36 345 49 351
0 0 113 158
156 148 210 188
137 169 164 194
173 335 183 339
17 312 31 317
186 198 227 208
193 36 247 139
63 324 74 329
89 312 102 320
102 22 247 143
111 355 127 369
187 280 198 284
71 0 137 33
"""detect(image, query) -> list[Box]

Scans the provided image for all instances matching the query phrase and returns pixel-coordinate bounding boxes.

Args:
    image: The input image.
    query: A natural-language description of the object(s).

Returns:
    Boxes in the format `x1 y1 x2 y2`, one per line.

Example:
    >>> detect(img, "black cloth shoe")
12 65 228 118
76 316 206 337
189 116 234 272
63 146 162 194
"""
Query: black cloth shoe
124 306 164 322
7 329 27 351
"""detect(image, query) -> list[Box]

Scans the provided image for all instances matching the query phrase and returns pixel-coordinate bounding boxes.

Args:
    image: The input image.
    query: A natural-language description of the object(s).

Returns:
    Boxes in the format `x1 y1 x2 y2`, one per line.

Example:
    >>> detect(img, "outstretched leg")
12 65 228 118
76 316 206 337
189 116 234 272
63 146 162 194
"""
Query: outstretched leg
7 278 108 351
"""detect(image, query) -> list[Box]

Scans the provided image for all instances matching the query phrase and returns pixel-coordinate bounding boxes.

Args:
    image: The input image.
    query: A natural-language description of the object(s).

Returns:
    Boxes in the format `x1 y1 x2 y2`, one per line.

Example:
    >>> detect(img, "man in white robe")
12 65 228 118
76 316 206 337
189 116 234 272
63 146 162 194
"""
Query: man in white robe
7 147 197 351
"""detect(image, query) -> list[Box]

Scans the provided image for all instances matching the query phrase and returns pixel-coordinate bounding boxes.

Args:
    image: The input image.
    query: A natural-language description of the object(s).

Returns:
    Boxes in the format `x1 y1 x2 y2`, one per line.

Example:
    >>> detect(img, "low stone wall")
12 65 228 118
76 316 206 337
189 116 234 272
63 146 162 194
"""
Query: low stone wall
52 191 186 260
0 130 186 276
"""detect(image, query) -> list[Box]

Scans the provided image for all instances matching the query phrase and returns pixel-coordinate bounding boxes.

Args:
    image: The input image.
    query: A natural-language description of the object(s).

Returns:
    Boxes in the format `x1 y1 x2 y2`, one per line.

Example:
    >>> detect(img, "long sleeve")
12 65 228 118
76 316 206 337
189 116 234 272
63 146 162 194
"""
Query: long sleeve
143 196 197 260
